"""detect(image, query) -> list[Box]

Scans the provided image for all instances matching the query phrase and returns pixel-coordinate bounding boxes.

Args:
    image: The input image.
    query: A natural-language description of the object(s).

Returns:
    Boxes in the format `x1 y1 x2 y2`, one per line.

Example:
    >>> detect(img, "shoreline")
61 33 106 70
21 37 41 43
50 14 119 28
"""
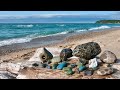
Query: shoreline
0 27 120 62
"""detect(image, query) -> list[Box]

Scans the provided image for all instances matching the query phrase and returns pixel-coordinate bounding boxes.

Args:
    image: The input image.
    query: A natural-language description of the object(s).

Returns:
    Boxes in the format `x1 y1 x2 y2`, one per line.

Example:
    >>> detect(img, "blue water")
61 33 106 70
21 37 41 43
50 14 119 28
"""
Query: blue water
0 23 120 46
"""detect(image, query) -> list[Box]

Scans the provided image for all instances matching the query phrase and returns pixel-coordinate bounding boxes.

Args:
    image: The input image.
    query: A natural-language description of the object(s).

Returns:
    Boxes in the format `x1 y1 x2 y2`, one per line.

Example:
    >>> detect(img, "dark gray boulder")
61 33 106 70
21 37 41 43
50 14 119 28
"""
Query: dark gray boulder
72 42 101 60
60 48 73 61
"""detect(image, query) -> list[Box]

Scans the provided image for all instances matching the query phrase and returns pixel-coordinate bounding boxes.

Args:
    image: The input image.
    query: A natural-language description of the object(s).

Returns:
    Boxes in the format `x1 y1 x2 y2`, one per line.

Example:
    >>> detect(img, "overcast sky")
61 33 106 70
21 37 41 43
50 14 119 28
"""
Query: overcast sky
0 11 119 23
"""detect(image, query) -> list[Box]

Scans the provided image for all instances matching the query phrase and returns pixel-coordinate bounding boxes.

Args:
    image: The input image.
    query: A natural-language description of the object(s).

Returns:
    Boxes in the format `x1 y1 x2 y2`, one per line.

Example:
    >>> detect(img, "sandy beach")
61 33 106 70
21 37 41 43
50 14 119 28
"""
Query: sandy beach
0 28 120 63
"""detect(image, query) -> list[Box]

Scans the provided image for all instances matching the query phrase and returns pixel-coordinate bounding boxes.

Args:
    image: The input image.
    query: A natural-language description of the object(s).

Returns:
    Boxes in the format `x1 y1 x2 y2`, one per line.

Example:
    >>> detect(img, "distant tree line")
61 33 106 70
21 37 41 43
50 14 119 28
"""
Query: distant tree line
96 20 120 24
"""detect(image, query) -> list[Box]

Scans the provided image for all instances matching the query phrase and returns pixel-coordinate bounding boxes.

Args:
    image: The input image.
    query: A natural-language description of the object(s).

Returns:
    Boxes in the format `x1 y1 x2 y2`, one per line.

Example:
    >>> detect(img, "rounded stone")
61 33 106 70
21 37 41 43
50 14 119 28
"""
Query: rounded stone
39 47 53 62
70 64 77 68
100 51 117 64
89 58 98 69
57 62 67 70
72 42 101 60
84 70 94 76
60 48 73 61
97 67 113 75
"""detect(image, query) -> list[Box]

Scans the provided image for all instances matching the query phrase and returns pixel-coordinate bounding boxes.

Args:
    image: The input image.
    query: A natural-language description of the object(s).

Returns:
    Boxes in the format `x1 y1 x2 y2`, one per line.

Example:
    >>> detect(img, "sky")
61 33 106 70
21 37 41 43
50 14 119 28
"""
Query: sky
0 11 119 23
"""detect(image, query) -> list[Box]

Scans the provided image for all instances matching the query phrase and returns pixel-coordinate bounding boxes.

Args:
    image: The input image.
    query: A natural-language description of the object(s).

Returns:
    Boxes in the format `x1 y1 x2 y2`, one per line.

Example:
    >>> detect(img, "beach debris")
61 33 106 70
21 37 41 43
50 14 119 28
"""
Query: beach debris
39 47 53 63
79 58 87 65
72 42 101 60
60 48 73 61
63 67 74 75
89 58 98 69
51 56 61 64
97 67 113 75
57 61 67 70
84 69 94 76
100 51 117 64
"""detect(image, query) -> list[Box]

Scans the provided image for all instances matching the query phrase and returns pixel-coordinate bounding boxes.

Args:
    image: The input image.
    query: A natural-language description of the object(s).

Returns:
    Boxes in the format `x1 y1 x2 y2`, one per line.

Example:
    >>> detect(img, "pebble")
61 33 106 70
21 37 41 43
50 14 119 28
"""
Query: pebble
57 62 67 70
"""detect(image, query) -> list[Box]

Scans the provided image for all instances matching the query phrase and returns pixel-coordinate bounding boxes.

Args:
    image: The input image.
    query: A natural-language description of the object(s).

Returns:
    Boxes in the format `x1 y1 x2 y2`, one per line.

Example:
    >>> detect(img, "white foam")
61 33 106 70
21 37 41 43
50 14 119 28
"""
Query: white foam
76 29 86 32
89 26 111 30
0 37 32 47
17 24 33 28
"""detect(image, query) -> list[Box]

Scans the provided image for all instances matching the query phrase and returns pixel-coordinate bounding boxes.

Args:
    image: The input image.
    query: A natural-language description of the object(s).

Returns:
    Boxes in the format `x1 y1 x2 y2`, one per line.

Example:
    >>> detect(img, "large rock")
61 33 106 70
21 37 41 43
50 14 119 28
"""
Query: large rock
29 47 62 63
60 48 73 61
72 42 101 60
39 48 53 63
100 51 117 64
97 67 113 75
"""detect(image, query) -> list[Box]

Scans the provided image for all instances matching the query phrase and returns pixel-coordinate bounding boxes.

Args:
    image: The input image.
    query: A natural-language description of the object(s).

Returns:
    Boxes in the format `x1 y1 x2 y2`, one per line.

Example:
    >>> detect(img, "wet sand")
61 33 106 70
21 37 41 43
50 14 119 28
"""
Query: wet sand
0 28 120 62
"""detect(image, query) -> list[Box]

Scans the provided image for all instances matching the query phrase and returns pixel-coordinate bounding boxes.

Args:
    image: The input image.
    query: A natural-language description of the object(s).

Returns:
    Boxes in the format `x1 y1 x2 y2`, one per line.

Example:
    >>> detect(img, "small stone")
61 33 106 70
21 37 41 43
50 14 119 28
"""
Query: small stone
100 50 117 64
57 62 67 70
63 67 74 75
46 65 52 69
66 69 74 75
60 48 73 61
97 67 113 75
70 64 77 68
78 65 86 72
89 58 98 69
84 70 94 76
79 58 87 65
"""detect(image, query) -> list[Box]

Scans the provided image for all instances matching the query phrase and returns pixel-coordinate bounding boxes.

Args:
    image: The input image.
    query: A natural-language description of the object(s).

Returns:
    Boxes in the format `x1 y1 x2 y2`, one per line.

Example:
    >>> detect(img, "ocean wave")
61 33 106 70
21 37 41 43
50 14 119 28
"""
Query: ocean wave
76 29 87 32
0 37 32 47
16 24 33 28
113 26 120 27
89 26 111 30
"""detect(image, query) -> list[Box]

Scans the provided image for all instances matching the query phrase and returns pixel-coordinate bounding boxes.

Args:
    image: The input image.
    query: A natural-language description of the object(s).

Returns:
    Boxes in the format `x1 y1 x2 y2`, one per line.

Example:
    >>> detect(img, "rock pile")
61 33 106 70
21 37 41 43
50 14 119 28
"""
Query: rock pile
23 42 118 77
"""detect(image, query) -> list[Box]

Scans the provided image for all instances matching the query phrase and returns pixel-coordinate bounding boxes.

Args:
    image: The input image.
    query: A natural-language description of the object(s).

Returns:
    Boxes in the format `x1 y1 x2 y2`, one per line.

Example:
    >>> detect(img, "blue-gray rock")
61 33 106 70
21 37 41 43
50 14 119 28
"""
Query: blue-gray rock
70 64 77 68
57 62 67 70
60 48 73 61
72 42 101 60
84 70 94 76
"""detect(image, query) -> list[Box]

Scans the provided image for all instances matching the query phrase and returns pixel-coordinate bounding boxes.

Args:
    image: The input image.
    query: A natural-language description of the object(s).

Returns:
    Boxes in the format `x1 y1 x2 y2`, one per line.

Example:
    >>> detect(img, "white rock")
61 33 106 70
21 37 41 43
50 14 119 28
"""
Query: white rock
29 47 62 63
89 58 98 68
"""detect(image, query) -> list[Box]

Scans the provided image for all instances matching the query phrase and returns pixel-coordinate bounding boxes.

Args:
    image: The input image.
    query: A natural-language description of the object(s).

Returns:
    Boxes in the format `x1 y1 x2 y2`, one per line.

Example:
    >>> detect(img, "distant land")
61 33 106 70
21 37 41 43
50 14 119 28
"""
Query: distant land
96 20 120 24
